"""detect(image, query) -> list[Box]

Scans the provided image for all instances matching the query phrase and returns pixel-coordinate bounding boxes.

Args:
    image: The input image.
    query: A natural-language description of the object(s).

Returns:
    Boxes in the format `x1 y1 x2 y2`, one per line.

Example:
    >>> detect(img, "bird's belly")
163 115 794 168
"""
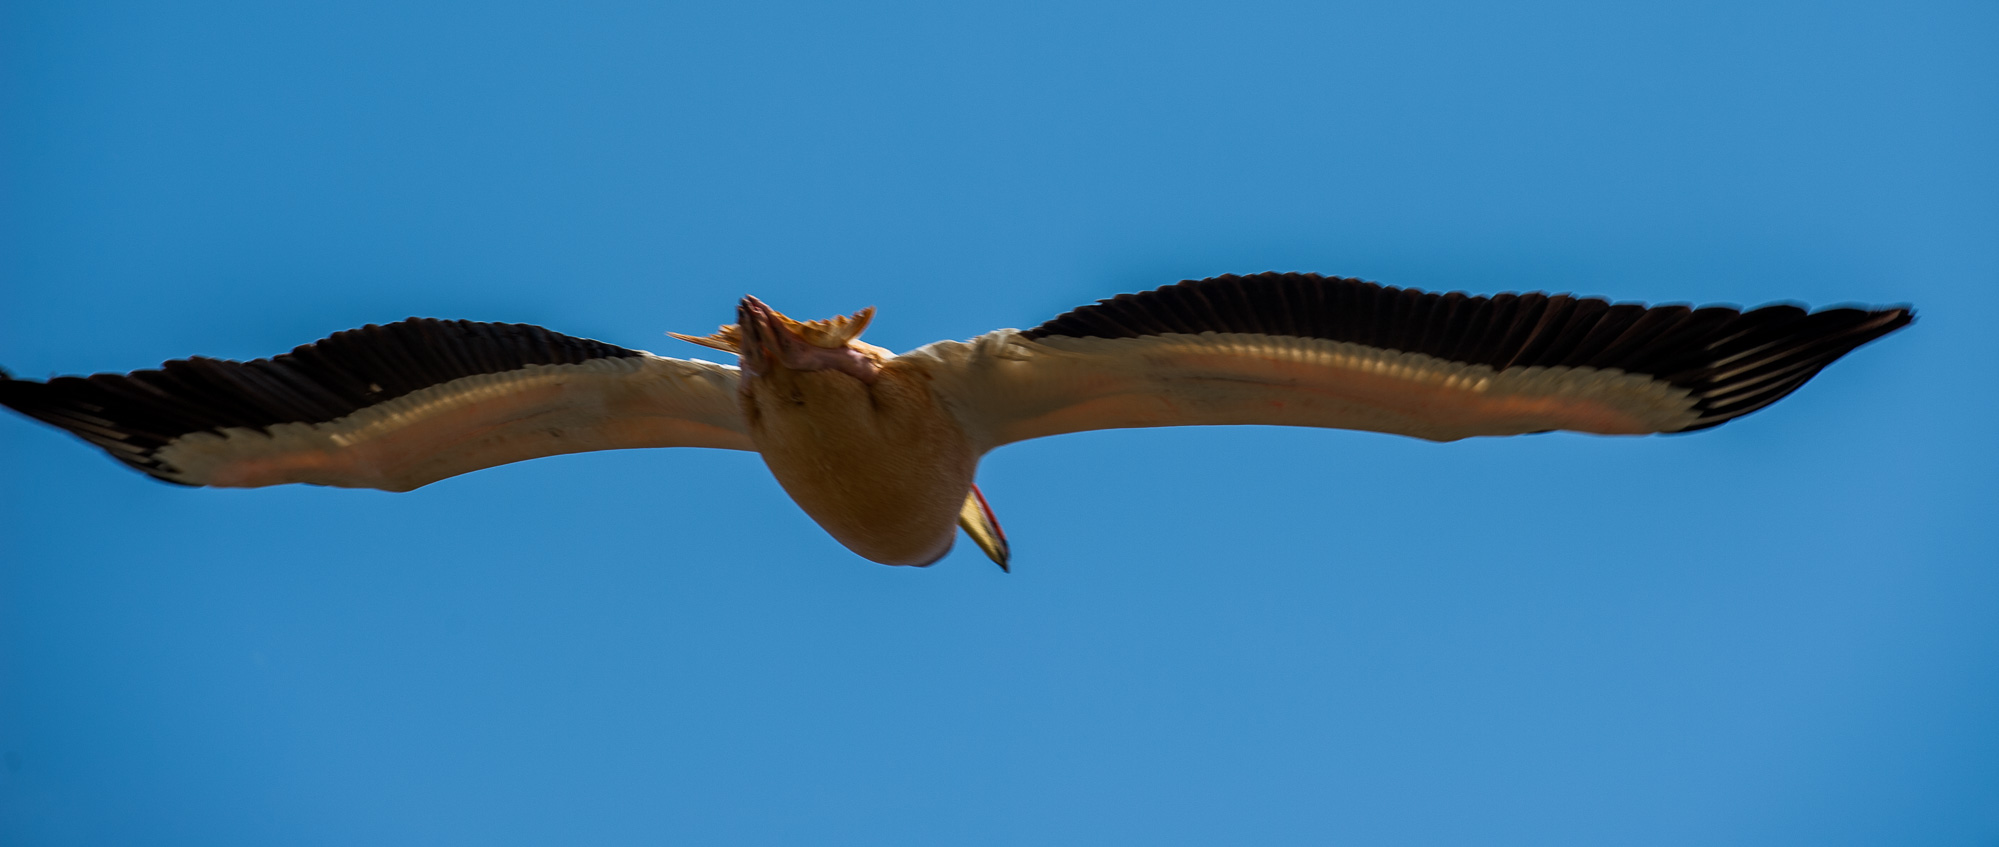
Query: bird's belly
756 433 973 566
747 369 976 566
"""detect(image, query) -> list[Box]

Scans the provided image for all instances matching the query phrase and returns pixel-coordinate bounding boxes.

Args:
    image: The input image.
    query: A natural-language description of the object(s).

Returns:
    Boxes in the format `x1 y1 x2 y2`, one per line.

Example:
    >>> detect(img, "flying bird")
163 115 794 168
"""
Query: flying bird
0 273 1912 569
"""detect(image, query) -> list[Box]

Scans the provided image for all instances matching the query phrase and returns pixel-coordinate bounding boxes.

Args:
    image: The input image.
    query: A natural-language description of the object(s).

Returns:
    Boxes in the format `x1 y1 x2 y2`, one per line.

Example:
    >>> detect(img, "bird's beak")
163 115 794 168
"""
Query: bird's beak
734 295 783 377
673 296 884 383
957 485 1010 572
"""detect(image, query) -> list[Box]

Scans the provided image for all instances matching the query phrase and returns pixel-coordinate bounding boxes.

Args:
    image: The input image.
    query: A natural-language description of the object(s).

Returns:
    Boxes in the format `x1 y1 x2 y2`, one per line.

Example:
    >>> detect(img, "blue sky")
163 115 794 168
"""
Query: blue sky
2 1 1994 844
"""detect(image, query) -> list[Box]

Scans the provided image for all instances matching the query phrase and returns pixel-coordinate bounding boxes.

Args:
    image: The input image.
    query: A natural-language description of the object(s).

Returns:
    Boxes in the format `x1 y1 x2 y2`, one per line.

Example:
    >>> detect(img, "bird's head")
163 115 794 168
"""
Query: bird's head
670 296 889 383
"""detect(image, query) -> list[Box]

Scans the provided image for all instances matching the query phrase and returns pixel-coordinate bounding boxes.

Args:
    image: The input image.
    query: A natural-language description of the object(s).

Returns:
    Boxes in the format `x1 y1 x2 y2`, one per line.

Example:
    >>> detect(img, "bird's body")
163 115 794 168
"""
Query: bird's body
0 273 1913 569
743 342 978 566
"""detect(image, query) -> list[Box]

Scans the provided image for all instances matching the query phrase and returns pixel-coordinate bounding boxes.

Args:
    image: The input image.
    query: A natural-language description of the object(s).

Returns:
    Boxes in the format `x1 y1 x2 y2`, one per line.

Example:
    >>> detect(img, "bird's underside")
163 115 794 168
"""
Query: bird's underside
1 273 1913 568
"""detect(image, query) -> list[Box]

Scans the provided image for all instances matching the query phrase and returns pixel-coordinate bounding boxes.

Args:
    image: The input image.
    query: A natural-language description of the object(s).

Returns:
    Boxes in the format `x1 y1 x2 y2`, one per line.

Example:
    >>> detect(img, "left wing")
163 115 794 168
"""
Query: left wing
1 318 751 491
906 273 1912 451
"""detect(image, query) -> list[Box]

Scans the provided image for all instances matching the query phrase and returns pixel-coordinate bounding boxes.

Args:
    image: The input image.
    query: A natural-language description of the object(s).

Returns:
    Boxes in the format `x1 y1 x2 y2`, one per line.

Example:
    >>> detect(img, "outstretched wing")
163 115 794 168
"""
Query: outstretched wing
909 273 1912 451
1 318 751 491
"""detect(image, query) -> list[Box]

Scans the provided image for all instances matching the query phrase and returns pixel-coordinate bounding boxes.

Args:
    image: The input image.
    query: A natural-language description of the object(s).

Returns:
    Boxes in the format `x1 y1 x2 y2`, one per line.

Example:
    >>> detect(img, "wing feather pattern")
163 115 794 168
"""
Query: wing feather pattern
908 273 1911 450
1 318 750 490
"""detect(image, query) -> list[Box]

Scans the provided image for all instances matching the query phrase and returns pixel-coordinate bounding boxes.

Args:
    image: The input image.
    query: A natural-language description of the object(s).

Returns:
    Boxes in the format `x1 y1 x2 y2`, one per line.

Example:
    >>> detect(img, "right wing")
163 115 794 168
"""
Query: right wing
1 318 751 491
906 273 1912 451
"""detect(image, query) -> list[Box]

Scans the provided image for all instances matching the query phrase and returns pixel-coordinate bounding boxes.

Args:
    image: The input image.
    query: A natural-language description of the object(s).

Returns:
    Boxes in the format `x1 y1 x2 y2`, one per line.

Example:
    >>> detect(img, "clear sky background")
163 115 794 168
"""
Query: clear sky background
2 1 1994 844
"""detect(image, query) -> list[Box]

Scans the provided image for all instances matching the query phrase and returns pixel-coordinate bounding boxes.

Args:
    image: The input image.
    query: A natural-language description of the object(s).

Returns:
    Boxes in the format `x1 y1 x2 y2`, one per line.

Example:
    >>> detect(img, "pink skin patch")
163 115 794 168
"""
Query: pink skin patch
737 296 882 383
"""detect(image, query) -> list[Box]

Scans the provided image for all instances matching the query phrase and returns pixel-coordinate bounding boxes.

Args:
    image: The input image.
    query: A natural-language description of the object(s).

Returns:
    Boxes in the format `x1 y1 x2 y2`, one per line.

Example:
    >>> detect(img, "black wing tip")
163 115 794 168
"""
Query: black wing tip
1868 304 1917 328
0 370 54 415
1668 302 1914 433
0 372 186 480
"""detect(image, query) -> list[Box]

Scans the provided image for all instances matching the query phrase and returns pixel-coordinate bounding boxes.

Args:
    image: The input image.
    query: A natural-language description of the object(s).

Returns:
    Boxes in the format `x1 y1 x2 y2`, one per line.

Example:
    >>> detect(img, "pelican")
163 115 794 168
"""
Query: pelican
0 273 1912 569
